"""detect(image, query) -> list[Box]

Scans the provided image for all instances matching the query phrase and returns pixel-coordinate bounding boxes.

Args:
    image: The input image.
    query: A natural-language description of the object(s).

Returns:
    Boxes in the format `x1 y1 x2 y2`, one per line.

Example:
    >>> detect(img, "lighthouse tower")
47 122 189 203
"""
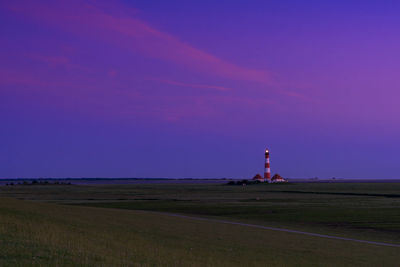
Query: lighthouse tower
264 148 271 182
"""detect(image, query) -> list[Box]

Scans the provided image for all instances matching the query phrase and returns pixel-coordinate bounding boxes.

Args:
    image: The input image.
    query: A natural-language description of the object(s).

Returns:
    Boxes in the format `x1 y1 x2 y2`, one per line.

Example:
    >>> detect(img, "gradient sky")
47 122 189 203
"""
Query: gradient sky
1 0 400 178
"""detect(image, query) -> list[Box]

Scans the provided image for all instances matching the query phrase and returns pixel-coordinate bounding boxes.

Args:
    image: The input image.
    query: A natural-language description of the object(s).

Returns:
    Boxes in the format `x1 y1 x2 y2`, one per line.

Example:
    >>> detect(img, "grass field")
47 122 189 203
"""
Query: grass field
1 182 400 266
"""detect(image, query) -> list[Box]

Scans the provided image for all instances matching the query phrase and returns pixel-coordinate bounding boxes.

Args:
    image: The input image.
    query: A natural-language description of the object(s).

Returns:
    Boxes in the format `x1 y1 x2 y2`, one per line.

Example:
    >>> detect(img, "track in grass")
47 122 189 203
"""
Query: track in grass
146 211 400 248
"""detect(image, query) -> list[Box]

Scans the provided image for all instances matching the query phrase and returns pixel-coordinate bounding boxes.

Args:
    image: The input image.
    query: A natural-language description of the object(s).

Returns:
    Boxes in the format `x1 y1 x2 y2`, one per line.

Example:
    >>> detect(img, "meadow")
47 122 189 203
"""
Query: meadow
0 182 399 266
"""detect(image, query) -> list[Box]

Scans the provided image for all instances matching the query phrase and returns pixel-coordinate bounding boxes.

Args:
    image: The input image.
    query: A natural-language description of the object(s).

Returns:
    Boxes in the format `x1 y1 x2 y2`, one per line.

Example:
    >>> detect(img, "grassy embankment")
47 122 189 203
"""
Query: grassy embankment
0 182 399 266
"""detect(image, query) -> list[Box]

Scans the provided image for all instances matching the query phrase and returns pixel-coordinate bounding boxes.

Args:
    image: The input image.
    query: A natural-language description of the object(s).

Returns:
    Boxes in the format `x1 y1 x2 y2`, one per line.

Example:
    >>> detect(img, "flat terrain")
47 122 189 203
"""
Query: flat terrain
1 182 399 266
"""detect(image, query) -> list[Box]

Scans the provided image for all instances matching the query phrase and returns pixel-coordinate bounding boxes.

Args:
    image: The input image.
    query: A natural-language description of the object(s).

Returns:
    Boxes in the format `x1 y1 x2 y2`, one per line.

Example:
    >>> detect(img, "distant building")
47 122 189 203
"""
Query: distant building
251 148 287 183
264 148 271 182
271 173 287 183
252 174 264 182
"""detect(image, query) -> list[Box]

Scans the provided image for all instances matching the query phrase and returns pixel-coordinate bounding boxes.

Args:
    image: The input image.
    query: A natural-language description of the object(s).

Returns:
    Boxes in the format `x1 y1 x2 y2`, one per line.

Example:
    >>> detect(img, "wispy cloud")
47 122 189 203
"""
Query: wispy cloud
4 0 276 86
27 53 91 72
1 0 313 127
159 79 231 91
0 69 57 87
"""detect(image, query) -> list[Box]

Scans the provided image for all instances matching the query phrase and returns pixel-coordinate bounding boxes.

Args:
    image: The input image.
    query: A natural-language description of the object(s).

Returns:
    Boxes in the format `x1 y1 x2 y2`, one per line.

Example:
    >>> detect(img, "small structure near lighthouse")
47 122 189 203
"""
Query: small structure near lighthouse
252 173 264 182
271 173 286 183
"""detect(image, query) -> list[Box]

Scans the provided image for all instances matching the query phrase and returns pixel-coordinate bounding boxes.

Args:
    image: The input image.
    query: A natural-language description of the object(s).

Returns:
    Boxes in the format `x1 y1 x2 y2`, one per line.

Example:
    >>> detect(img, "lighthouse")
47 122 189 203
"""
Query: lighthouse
264 148 271 182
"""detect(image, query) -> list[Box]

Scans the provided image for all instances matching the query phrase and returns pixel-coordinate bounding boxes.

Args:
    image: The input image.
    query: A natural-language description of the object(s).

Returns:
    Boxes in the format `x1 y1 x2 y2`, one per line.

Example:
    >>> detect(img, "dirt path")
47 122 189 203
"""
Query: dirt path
145 211 400 248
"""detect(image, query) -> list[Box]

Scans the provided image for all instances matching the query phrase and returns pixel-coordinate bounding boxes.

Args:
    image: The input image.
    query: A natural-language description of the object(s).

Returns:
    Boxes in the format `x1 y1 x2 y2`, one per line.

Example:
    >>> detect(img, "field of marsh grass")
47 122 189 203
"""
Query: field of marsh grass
0 182 399 266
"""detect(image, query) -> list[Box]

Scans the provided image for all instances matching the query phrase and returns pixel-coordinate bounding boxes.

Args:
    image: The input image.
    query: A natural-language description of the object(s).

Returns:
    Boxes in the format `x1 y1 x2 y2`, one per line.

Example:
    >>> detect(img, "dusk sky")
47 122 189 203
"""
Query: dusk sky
1 0 400 179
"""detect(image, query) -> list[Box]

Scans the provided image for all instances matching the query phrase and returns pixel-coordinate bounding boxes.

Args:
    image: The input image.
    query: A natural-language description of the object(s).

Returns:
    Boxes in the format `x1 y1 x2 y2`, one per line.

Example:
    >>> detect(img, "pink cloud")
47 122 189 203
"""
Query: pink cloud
1 67 285 134
0 69 57 87
3 0 316 102
33 55 70 65
281 90 316 103
108 70 118 77
26 53 92 73
159 79 231 91
1 0 314 130
4 0 276 86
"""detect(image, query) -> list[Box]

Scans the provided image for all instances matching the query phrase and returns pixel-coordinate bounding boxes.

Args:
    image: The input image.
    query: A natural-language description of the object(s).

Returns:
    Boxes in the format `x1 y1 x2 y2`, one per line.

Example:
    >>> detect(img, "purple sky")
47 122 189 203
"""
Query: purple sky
1 0 400 178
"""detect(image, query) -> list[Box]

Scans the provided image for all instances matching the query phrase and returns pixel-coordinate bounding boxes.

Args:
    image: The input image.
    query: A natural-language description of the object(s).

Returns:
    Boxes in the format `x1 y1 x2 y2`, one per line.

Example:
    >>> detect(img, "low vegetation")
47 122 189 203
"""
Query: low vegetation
4 180 71 186
0 182 399 266
226 179 262 185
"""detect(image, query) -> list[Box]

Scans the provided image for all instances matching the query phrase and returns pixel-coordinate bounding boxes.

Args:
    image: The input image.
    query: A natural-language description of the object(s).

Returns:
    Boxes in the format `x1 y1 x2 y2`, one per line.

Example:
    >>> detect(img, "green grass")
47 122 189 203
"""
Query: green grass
0 197 399 266
1 182 400 266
